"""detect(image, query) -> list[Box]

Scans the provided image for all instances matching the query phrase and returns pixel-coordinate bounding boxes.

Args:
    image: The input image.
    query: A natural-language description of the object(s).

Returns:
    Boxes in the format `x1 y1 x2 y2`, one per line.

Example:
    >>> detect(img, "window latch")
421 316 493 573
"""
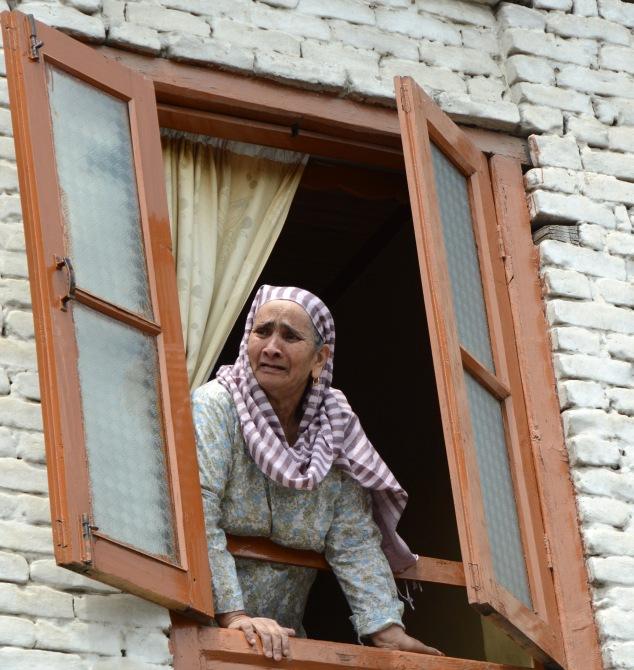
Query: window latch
54 255 76 311
81 513 98 565
27 15 44 61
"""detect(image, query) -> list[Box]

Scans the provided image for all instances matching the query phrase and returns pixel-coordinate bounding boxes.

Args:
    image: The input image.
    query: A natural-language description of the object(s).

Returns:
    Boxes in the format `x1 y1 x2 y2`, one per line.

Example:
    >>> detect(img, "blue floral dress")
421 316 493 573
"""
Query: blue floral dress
192 380 404 638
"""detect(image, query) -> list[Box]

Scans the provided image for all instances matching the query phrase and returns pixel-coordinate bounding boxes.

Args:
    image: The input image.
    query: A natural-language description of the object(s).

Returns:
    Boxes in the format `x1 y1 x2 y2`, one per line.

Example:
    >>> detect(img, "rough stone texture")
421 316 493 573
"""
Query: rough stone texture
3 0 634 668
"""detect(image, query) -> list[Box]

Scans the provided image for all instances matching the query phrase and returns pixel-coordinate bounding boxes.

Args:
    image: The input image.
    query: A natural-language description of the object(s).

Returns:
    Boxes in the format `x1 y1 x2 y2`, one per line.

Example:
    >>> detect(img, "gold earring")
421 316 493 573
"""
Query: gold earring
312 375 320 386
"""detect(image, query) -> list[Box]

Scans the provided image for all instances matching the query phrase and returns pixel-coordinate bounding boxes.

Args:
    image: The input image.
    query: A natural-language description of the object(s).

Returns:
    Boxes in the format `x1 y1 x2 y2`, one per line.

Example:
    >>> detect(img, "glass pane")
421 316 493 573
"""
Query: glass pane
46 66 153 318
430 143 494 371
73 304 175 559
464 372 531 608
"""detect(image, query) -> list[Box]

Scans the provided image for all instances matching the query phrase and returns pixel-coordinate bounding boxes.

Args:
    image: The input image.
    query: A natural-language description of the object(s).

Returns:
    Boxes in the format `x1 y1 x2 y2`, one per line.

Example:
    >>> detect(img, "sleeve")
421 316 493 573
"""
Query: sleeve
192 383 244 615
324 474 404 638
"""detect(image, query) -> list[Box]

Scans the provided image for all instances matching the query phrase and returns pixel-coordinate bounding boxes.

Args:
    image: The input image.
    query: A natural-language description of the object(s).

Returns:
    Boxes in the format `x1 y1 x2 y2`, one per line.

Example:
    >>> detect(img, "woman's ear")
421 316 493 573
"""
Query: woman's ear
313 344 330 377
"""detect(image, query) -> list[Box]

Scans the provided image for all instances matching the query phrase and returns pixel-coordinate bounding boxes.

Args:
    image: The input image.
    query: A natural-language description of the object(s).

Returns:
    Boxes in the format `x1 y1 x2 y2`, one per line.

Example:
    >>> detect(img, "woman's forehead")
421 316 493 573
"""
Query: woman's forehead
253 300 313 329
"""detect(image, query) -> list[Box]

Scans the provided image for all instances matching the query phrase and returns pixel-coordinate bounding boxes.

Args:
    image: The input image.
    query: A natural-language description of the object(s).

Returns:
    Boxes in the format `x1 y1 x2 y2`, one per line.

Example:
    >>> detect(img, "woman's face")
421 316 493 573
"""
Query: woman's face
247 300 329 400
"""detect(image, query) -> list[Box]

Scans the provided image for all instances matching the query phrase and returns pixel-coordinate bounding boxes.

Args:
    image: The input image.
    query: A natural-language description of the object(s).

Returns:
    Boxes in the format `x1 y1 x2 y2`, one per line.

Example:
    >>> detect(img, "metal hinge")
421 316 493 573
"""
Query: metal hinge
27 15 44 61
80 513 98 565
497 223 514 283
400 85 410 113
468 562 481 590
544 534 553 571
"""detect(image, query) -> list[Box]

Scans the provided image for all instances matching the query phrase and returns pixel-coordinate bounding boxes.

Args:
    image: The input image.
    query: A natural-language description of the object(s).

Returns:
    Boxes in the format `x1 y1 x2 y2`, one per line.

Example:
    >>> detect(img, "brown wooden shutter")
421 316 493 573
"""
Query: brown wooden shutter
395 76 564 666
1 11 212 618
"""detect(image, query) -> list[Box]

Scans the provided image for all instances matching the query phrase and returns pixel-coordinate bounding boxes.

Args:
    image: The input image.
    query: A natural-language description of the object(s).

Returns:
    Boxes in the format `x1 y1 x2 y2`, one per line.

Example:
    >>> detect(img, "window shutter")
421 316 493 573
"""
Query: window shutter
395 76 564 666
1 11 212 618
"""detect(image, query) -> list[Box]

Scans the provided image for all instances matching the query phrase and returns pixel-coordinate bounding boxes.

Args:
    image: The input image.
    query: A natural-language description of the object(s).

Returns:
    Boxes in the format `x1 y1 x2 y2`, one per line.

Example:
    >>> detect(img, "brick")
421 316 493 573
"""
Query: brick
615 205 631 233
255 51 345 91
0 368 8 395
582 147 634 182
511 82 592 115
613 98 634 126
608 387 634 416
0 249 28 278
298 0 375 25
583 173 634 207
102 0 124 27
30 559 118 593
5 310 35 340
551 326 601 354
12 493 51 526
588 556 634 585
126 3 209 36
574 0 598 15
597 606 634 641
605 641 634 668
0 338 36 371
600 45 634 76
329 20 417 59
559 379 607 408
467 77 506 103
74 593 170 628
0 223 27 254
575 468 634 503
585 525 634 556
0 194 21 220
597 586 634 611
558 65 634 99
501 28 597 68
375 8 461 44
546 14 629 45
433 92 519 131
12 371 40 401
36 619 122 655
554 353 632 386
24 4 105 42
418 0 495 27
543 268 591 299
0 582 73 618
530 191 615 228
302 40 378 75
418 43 499 76
260 0 299 6
107 23 161 55
0 136 15 161
0 648 85 670
608 334 634 362
505 55 554 86
346 70 392 104
0 457 47 494
213 18 301 56
578 495 631 527
535 0 572 9
461 27 498 54
250 5 329 40
124 628 171 664
89 660 169 670
0 427 16 457
608 127 634 154
0 614 36 647
497 3 546 30
0 160 18 191
594 97 617 125
0 278 32 309
567 115 608 149
381 59 466 95
0 519 52 554
595 278 634 307
548 299 634 333
529 134 582 170
579 223 606 251
598 0 634 28
568 434 622 468
16 431 45 464
0 396 42 431
543 240 627 277
0 550 28 584
519 104 564 134
167 34 254 72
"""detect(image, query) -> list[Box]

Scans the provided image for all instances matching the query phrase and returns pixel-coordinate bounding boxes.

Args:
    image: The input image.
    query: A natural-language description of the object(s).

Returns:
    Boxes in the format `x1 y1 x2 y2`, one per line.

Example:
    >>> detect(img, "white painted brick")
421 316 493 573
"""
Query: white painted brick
544 267 591 299
519 104 564 134
0 137 15 161
260 0 299 7
417 0 495 27
529 134 582 170
598 0 634 28
600 45 634 76
251 5 329 40
213 18 301 56
559 379 607 408
558 65 634 100
548 300 634 335
5 310 35 340
346 70 392 104
0 648 86 670
585 525 634 556
381 59 466 95
575 467 634 503
525 168 578 195
74 593 170 628
66 0 102 12
615 205 631 233
597 586 634 611
555 353 632 386
102 0 124 27
551 326 601 354
579 496 631 528
329 20 417 59
501 28 597 68
0 194 22 221
608 334 634 362
16 432 45 464
24 4 105 42
255 51 345 90
302 39 378 75
461 27 498 54
567 115 609 149
0 582 73 618
107 23 161 55
608 127 634 154
13 493 51 526
579 223 606 251
298 0 375 25
0 427 16 457
0 457 47 494
0 368 9 395
542 241 625 279
167 34 254 72
126 3 209 36
30 559 118 593
594 97 617 125
124 628 171 664
0 249 28 279
613 98 634 127
435 91 519 131
0 519 52 554
0 614 35 647
574 0 598 16
89 659 170 670
505 55 554 86
0 396 42 432
582 147 634 182
568 434 621 466
608 231 634 258
467 77 505 102
605 641 634 668
530 191 615 228
597 605 634 640
511 82 593 115
162 0 252 18
36 618 122 655
0 550 28 584
0 338 36 371
589 556 634 584
375 8 461 44
595 278 634 307
0 160 18 191
418 43 499 76
497 3 546 30
12 371 40 401
608 387 634 416
0 278 32 309
535 0 573 9
584 173 634 207
546 14 630 45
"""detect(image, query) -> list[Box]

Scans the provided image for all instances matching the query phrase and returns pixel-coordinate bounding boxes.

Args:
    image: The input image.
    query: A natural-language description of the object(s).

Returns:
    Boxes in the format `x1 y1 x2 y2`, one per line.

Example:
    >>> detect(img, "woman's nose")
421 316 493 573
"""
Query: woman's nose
262 335 282 357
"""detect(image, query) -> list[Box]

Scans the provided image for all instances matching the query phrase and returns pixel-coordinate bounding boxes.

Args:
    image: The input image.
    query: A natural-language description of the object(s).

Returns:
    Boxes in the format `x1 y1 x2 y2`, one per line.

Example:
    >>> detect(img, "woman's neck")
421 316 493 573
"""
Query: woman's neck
267 391 303 445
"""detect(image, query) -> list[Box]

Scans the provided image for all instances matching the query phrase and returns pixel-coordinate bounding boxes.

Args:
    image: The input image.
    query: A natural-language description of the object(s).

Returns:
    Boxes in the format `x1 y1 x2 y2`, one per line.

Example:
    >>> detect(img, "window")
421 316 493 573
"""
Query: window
2 9 601 670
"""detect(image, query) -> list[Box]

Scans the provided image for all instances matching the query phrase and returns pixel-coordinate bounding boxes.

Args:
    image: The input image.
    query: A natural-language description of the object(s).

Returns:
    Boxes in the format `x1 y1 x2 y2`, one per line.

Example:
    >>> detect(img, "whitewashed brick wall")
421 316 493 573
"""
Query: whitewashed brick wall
1 0 633 668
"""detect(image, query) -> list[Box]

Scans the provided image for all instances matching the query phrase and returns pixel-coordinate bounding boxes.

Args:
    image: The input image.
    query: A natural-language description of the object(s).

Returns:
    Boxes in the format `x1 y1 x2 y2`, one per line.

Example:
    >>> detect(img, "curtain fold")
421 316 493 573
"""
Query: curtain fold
162 132 307 389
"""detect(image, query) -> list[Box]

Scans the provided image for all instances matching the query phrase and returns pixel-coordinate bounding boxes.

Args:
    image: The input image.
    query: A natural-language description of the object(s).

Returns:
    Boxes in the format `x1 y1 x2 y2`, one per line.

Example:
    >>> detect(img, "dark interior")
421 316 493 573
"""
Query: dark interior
213 156 532 665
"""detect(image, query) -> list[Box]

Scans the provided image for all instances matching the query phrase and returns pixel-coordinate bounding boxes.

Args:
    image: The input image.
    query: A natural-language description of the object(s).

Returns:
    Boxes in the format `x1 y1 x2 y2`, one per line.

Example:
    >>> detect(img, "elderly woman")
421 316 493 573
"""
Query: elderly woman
193 285 442 661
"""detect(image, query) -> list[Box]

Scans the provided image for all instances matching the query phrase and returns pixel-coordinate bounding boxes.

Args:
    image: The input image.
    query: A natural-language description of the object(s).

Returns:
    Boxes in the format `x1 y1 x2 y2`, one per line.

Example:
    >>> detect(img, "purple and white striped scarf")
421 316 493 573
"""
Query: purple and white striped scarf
216 285 417 573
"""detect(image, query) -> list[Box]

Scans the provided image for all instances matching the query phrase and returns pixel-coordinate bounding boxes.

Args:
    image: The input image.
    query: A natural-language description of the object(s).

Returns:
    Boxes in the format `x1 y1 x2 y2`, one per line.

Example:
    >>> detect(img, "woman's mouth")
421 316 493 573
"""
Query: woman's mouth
259 363 285 372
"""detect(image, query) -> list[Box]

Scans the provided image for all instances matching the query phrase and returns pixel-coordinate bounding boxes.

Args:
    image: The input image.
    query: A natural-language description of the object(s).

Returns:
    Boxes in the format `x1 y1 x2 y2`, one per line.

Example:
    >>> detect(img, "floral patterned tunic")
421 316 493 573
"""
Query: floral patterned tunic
193 379 404 637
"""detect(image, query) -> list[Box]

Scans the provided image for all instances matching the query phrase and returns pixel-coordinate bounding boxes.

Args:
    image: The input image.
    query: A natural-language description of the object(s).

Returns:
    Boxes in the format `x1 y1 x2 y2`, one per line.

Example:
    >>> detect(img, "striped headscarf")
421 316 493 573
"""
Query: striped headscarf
216 285 417 573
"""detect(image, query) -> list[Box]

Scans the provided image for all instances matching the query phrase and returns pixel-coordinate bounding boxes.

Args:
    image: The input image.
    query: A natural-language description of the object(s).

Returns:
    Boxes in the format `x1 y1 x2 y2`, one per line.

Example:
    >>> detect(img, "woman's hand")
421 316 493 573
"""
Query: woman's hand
370 624 444 656
216 611 296 661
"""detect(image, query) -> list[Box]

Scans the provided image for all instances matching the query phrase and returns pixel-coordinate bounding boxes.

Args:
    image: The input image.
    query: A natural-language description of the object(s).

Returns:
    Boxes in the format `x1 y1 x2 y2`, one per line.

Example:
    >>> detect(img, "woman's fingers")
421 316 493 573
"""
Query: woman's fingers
407 637 444 656
283 627 296 637
238 621 258 648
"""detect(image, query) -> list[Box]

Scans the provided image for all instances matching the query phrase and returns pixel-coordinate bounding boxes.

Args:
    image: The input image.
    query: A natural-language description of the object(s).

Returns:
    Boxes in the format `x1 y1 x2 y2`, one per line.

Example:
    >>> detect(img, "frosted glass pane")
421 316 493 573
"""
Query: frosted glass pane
431 143 494 370
46 66 152 318
73 304 175 559
464 373 531 608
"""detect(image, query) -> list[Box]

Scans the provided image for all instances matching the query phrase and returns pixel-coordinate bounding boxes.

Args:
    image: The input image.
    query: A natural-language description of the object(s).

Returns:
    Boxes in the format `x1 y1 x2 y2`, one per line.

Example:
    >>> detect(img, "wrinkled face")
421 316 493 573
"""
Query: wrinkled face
247 300 328 399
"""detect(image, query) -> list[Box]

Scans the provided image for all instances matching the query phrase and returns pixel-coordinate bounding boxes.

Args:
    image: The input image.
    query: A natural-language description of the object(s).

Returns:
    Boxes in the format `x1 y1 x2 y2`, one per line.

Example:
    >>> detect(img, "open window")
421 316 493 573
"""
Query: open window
3 9 599 670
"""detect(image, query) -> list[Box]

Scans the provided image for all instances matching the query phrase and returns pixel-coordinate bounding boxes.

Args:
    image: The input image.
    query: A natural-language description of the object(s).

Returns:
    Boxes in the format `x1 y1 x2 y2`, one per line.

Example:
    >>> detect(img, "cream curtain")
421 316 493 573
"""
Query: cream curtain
162 132 307 389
